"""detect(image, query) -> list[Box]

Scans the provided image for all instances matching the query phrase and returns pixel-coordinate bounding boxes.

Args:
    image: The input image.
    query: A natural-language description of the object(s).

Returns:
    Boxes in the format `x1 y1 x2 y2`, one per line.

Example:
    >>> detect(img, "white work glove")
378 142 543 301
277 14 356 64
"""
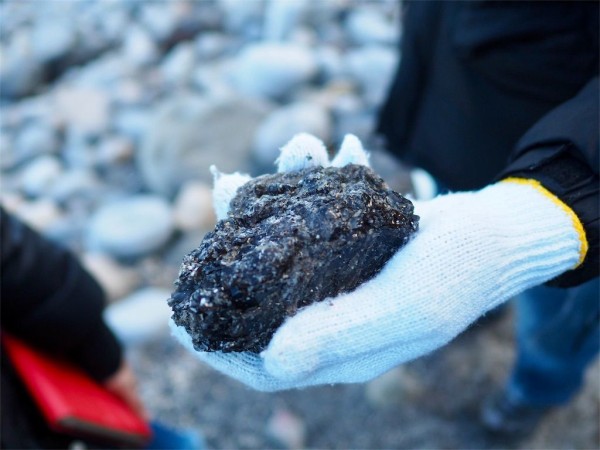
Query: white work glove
170 133 587 391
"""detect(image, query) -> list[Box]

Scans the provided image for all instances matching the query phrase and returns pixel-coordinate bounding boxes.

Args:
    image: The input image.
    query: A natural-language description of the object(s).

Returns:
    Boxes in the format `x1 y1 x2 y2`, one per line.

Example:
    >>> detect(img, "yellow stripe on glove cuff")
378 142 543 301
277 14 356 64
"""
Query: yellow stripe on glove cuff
502 177 588 268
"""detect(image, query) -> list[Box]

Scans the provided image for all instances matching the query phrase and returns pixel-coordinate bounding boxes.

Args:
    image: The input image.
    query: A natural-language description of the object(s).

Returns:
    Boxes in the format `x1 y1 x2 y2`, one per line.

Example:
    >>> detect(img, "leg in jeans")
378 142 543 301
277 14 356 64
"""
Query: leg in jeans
508 277 600 406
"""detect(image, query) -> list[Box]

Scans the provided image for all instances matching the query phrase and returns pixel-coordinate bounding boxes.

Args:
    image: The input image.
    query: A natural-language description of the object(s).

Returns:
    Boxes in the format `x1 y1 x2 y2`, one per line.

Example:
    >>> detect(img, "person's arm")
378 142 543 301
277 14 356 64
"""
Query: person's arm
1 208 121 381
171 121 596 391
2 209 147 416
498 77 599 287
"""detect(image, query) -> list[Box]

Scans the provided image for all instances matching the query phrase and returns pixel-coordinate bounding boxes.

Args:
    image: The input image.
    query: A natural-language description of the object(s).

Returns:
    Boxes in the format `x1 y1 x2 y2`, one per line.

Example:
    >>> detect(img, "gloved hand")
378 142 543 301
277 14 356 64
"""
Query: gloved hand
170 133 587 391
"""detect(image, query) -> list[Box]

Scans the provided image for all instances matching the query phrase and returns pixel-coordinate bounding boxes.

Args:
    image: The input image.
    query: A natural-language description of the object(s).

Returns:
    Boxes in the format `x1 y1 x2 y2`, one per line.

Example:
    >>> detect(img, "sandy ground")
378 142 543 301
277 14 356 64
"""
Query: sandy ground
131 307 600 449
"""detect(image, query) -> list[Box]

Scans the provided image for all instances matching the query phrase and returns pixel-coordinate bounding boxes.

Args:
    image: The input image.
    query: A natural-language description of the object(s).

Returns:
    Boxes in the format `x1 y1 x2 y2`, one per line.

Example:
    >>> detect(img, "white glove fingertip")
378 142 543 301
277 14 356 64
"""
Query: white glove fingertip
262 315 326 381
209 164 221 180
276 133 329 173
263 340 320 382
211 166 252 221
331 134 370 167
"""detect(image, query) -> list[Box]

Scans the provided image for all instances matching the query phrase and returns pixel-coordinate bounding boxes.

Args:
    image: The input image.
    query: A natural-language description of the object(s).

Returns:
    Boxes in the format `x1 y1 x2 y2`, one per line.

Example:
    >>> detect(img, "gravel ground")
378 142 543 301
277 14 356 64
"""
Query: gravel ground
131 307 600 449
2 2 597 448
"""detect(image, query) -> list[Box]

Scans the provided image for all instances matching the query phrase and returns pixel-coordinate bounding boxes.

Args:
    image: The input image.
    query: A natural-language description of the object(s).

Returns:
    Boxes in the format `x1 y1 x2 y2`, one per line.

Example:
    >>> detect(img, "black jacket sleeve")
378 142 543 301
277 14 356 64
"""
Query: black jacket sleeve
498 77 599 287
1 208 122 381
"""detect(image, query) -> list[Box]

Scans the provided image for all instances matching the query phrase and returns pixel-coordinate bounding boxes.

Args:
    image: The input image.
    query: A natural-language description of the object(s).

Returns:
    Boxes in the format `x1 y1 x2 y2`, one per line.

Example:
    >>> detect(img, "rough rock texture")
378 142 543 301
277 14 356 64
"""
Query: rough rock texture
169 164 419 352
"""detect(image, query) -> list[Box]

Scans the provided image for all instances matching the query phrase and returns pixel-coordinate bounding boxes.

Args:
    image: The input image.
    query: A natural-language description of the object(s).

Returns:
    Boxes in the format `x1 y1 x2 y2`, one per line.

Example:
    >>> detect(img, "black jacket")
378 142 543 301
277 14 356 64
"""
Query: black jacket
1 208 122 447
378 0 599 287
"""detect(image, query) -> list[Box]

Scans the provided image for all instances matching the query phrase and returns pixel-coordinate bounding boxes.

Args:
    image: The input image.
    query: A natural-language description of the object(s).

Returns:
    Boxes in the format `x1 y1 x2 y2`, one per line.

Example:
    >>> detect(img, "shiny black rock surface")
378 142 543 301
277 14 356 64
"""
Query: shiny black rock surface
169 164 419 352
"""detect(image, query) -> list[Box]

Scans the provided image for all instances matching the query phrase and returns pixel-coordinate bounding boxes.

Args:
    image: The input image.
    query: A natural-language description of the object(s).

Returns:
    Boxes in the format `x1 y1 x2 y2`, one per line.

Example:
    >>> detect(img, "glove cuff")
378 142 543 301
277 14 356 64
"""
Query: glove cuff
465 180 582 307
419 180 584 310
501 177 588 268
498 146 598 287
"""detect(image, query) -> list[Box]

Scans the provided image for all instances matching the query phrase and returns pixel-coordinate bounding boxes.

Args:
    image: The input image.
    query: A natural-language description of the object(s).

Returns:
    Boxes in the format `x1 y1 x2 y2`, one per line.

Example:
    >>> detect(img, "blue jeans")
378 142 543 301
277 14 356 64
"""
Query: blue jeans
508 277 600 406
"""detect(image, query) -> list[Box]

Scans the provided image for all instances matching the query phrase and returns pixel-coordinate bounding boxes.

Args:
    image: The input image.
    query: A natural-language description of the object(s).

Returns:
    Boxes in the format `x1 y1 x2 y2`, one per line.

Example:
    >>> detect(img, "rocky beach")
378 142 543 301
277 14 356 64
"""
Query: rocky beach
1 1 598 448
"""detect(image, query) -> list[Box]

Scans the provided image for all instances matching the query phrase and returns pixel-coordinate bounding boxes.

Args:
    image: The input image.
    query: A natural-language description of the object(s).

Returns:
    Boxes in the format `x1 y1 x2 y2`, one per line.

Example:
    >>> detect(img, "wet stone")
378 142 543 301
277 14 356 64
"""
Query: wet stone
169 164 419 352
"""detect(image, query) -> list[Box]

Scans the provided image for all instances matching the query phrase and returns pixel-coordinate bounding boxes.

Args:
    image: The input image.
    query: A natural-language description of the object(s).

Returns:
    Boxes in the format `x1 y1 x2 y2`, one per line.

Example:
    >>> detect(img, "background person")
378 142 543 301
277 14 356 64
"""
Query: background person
175 1 599 438
1 207 147 448
377 1 599 434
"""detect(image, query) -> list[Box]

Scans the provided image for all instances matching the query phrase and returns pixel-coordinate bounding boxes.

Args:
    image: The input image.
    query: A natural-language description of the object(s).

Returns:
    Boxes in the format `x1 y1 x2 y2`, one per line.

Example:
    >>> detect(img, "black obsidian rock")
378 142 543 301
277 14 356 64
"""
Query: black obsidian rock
169 164 419 352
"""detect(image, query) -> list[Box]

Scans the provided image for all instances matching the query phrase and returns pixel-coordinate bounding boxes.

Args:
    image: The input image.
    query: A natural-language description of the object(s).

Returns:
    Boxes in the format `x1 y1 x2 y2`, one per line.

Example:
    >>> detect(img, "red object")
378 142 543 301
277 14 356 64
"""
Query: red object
2 332 152 447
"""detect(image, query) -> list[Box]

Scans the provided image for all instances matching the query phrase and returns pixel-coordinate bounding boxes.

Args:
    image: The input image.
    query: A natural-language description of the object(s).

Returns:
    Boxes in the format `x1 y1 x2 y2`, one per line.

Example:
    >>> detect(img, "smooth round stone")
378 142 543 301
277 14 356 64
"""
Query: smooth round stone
173 181 215 231
20 155 63 197
49 169 100 202
344 45 398 107
161 42 196 86
113 79 146 106
72 51 133 88
104 287 173 344
195 33 229 60
98 8 129 42
365 367 425 409
82 253 141 302
87 196 174 258
0 31 44 100
14 199 63 232
55 86 111 135
14 122 59 161
121 25 158 67
229 43 317 99
263 0 308 41
219 0 263 33
332 108 374 146
96 135 134 166
139 94 270 196
345 8 398 46
315 46 345 82
31 20 76 62
252 102 331 168
265 408 306 450
139 3 176 41
113 108 150 144
0 191 25 214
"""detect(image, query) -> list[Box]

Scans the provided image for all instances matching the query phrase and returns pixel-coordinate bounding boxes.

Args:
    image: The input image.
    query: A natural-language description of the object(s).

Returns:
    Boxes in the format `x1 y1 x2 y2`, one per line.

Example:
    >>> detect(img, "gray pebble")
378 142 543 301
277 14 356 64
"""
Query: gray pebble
86 195 174 258
228 43 317 100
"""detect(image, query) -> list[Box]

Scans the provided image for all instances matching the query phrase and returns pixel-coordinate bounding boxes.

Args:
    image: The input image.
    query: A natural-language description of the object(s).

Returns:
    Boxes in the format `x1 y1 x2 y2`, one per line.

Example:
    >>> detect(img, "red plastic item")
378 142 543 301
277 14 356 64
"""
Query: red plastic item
2 332 152 447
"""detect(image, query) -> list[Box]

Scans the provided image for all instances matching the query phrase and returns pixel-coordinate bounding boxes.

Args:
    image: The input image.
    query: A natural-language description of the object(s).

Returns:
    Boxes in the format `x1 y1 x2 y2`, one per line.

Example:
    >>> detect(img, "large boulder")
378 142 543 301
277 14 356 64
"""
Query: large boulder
138 94 271 196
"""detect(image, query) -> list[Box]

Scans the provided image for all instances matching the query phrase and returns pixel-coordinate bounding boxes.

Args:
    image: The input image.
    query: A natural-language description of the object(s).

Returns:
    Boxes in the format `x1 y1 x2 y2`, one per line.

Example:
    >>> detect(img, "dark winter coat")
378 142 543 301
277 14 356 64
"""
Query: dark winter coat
377 0 599 287
1 208 122 448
